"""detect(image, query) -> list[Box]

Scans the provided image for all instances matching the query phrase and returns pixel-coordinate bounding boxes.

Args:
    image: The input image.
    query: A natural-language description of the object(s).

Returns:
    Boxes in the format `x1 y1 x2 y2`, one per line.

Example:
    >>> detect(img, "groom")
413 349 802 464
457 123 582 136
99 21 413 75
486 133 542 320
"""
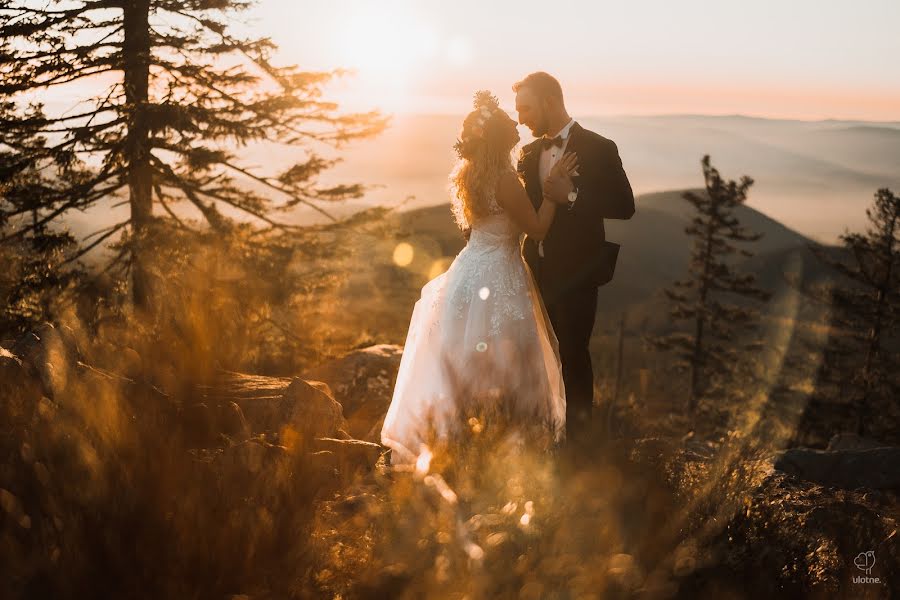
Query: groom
513 72 635 451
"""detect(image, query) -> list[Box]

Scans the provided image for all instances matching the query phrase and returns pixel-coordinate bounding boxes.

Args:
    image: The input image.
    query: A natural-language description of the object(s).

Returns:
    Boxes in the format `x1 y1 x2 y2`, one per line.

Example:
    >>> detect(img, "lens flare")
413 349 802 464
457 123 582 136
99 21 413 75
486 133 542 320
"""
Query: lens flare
392 242 415 267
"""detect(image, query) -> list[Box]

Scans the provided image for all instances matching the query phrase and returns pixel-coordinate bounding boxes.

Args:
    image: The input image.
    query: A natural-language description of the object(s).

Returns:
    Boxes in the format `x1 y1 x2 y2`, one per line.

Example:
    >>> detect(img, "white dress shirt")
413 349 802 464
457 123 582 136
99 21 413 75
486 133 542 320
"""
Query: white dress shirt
538 118 576 183
536 119 576 258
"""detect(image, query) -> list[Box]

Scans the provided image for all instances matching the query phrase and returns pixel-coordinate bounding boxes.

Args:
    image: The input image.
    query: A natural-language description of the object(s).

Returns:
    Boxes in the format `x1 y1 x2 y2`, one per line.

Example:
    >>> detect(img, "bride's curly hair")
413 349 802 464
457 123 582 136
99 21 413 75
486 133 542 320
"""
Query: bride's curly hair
449 91 517 231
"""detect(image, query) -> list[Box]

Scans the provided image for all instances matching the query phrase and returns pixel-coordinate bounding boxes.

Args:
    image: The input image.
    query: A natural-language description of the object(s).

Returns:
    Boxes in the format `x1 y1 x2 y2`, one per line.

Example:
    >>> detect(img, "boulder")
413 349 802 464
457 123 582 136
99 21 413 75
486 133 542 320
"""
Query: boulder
200 370 294 402
231 377 346 444
304 344 402 441
181 401 252 447
774 446 900 490
312 437 384 473
825 432 886 451
10 323 79 398
182 402 217 447
197 371 346 444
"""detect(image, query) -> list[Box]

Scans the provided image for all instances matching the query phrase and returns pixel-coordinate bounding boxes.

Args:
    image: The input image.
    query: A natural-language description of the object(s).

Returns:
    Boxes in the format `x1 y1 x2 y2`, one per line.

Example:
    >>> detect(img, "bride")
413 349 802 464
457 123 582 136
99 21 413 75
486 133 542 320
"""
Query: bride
380 91 575 466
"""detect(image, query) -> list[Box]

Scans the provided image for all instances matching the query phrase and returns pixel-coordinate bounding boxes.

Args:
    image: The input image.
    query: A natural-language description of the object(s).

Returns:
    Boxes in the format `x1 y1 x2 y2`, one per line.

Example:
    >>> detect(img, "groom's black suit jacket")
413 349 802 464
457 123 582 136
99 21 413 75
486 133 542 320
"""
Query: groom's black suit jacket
517 122 635 305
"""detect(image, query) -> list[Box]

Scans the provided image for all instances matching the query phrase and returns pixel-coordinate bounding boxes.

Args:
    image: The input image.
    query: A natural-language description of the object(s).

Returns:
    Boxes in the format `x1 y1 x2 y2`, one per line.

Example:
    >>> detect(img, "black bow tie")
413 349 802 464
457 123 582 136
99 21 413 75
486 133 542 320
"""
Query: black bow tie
541 135 564 149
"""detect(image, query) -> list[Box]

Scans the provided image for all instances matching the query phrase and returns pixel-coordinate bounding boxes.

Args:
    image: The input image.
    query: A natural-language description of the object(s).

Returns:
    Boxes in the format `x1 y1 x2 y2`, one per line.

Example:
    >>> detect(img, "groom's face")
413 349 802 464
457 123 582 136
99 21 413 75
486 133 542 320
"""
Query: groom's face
515 88 550 137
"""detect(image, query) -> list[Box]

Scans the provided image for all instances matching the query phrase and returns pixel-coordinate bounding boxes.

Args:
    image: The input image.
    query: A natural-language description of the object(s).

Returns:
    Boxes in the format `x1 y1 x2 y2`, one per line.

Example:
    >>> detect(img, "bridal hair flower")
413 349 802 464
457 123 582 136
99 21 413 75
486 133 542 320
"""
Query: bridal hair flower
453 90 501 159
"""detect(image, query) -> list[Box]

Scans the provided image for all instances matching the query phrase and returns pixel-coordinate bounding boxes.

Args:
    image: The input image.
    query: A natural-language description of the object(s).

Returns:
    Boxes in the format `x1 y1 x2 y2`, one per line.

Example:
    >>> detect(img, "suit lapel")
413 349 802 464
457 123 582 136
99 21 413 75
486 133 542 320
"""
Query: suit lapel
563 122 583 192
521 122 585 210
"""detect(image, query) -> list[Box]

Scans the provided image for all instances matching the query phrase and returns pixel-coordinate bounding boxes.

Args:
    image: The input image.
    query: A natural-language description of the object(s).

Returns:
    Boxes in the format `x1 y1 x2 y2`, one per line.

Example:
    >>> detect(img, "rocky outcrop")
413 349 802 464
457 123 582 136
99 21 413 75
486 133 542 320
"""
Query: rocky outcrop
190 344 403 446
825 432 886 451
774 445 900 490
626 434 900 596
773 432 900 490
303 344 402 442
313 437 384 474
196 371 348 446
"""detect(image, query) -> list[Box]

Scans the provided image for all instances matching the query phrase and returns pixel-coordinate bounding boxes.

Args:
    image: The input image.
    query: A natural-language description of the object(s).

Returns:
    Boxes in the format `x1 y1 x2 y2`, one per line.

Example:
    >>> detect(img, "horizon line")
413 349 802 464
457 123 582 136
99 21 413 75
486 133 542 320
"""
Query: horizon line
384 110 900 126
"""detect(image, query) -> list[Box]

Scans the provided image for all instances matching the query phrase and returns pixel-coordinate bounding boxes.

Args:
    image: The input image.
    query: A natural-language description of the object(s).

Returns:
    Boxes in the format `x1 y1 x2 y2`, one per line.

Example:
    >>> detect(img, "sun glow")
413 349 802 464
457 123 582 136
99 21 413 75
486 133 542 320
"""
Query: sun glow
333 7 439 112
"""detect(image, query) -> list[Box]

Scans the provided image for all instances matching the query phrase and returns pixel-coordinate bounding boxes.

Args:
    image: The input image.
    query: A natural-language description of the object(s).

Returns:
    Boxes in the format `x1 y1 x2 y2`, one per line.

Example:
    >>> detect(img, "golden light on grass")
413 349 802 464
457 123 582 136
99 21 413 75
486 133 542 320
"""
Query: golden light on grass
392 242 415 267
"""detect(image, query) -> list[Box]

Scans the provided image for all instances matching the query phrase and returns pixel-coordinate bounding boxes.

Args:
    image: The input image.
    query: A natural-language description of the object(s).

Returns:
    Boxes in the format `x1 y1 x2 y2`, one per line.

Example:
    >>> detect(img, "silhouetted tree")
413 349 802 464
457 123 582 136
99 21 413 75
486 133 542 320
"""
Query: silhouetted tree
0 0 384 310
811 188 900 438
0 100 85 335
651 155 771 414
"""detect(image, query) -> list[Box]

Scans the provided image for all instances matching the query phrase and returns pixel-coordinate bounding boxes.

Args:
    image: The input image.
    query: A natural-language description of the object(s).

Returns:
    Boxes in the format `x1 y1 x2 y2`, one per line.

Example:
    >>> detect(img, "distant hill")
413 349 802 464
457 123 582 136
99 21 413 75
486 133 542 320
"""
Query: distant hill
381 190 837 336
55 113 899 260
320 114 900 243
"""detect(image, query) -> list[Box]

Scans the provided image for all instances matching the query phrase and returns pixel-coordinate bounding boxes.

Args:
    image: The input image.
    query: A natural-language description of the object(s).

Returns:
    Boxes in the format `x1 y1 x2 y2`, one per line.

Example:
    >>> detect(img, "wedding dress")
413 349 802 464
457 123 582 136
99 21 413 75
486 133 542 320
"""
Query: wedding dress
381 187 566 466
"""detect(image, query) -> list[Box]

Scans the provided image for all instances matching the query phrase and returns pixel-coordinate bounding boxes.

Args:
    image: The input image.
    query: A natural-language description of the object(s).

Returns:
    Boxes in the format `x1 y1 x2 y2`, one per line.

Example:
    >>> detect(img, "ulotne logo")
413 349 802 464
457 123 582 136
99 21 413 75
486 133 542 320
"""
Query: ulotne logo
853 551 881 584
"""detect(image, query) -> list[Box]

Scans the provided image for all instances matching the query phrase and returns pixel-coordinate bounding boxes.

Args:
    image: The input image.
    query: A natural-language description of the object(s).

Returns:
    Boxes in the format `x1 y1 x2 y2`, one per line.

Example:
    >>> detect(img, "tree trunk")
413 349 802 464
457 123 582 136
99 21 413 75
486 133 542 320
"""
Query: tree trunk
689 218 715 415
123 0 153 310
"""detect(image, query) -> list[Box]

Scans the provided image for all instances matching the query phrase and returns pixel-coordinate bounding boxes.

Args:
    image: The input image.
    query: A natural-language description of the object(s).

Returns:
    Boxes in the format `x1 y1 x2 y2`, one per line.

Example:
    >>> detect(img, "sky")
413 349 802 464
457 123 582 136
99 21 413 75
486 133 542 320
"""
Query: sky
234 0 900 120
14 0 899 241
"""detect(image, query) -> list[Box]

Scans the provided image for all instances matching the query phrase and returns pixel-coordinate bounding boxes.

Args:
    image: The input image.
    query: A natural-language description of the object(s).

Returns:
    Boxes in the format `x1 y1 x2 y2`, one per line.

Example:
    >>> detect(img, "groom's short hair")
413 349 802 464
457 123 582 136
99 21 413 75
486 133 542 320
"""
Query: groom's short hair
512 72 564 102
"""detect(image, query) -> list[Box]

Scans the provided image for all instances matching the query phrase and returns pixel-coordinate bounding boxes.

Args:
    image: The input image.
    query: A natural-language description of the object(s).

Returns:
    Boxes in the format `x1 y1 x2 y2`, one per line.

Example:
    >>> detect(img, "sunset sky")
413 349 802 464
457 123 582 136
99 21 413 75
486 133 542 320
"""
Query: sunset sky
242 0 900 120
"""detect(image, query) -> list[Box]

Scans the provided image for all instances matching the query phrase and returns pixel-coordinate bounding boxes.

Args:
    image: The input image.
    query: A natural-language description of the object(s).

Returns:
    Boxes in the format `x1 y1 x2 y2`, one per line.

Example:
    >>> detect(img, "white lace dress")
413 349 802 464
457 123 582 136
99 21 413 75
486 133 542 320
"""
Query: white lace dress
380 192 566 465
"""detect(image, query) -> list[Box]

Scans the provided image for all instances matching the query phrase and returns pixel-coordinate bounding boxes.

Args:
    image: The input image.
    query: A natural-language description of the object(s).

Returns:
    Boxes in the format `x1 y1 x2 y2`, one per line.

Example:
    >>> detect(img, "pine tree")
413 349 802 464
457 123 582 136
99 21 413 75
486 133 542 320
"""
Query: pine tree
811 188 900 438
0 1 384 310
0 99 84 335
652 155 771 414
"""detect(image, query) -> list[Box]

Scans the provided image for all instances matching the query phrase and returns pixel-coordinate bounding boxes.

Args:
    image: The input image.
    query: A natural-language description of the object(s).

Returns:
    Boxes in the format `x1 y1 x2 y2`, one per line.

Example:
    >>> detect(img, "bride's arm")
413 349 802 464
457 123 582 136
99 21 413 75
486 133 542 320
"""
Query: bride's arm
496 171 557 241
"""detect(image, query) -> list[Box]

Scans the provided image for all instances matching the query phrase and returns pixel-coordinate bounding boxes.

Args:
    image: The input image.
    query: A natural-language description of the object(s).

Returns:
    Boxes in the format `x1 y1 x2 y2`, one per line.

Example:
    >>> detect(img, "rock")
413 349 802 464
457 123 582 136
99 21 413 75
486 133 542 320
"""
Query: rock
312 437 384 473
308 450 345 492
825 432 887 451
283 379 346 439
218 438 285 475
310 449 340 474
181 401 256 447
774 446 900 490
304 344 402 441
332 491 379 516
220 401 251 441
10 323 79 398
202 370 294 402
210 438 294 497
198 371 344 443
182 403 217 446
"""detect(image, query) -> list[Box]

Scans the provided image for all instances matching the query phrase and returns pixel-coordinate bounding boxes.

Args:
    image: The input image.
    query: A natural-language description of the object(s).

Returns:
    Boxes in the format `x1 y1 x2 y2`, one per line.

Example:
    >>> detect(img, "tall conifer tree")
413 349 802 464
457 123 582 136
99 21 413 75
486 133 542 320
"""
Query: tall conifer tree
652 155 770 414
0 1 383 309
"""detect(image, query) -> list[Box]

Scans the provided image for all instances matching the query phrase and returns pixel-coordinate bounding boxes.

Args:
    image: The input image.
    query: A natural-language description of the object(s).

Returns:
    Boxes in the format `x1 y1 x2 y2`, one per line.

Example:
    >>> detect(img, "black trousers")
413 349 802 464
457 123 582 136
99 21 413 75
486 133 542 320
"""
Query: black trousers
544 286 598 447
